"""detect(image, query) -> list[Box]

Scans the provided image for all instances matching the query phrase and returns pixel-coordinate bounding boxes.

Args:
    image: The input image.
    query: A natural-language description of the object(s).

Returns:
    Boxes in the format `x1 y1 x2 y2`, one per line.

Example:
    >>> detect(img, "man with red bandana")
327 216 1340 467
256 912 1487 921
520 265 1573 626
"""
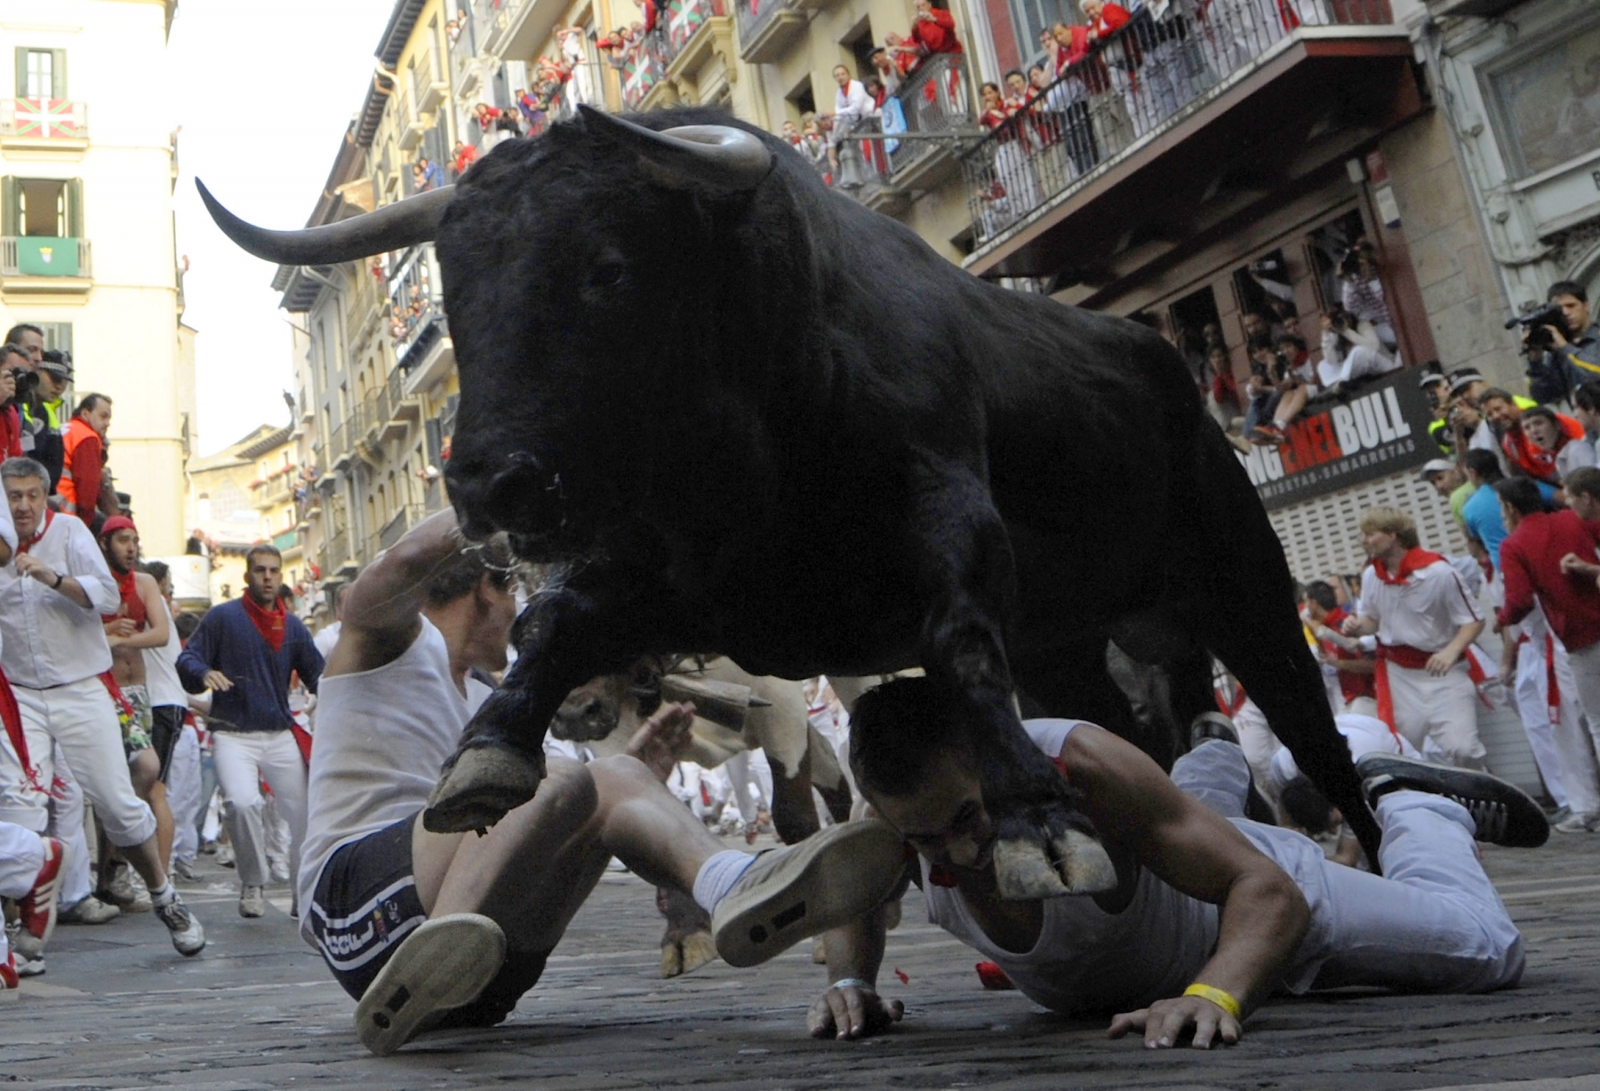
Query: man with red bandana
177 543 323 919
1341 506 1489 770
96 516 177 900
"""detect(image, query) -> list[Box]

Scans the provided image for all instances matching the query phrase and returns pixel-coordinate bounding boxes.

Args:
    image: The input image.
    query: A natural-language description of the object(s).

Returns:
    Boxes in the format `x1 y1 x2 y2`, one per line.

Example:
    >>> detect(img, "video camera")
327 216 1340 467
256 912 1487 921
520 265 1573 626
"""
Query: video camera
1505 302 1571 352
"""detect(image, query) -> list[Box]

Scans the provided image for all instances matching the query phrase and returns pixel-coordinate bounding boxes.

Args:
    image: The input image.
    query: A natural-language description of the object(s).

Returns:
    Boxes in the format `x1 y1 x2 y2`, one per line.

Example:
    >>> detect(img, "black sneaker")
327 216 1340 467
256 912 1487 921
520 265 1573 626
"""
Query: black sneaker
1356 753 1549 848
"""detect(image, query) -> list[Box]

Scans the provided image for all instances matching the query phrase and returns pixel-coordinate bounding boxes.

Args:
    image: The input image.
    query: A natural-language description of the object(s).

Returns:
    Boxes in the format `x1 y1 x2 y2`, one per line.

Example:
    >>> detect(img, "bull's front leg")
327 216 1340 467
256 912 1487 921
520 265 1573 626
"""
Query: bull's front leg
913 475 1116 900
423 564 682 834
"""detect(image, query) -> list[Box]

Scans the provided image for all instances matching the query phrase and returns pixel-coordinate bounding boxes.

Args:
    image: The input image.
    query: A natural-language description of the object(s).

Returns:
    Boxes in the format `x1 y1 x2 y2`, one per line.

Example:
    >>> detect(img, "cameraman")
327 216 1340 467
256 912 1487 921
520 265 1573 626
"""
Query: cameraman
1 344 28 459
1243 334 1307 445
1523 281 1600 403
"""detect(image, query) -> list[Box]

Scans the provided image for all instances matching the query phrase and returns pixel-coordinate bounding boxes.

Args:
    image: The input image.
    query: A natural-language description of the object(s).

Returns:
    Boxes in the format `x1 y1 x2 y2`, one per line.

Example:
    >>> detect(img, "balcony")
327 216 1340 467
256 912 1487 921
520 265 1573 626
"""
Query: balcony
1 237 92 295
0 99 88 153
382 370 418 441
663 0 727 74
324 528 355 574
387 245 443 363
412 49 449 116
272 528 301 557
329 422 350 471
251 472 294 508
960 0 1415 280
733 0 805 63
620 33 671 110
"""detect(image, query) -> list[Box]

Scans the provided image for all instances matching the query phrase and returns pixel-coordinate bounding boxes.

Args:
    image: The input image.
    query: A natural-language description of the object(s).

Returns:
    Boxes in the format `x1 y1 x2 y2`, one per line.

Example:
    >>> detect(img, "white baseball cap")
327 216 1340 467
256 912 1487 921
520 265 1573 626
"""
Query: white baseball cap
1419 459 1457 479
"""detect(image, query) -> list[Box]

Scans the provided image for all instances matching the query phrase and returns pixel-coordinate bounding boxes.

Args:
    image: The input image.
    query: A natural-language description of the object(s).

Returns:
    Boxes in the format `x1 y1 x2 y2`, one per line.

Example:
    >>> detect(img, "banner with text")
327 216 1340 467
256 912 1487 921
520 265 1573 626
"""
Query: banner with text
1241 369 1436 511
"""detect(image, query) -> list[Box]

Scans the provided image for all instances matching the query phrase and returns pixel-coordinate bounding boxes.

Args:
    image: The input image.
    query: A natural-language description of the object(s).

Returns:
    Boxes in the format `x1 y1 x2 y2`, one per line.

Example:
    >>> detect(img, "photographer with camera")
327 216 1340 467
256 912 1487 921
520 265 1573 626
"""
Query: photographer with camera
2 327 66 495
1 345 28 460
1244 334 1308 445
1514 281 1600 405
1317 306 1399 394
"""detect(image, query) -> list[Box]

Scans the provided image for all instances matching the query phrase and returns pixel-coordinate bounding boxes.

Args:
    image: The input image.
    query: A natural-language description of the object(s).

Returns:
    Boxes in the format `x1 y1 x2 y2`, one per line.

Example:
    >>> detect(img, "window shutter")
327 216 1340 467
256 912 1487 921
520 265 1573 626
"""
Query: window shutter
1 176 17 237
51 50 66 99
65 178 83 238
14 48 28 97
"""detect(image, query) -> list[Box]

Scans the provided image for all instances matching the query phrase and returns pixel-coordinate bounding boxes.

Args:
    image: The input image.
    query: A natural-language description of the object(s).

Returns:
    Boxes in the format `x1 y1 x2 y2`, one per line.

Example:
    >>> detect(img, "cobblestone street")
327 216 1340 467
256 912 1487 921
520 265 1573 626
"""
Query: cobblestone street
5 831 1600 1091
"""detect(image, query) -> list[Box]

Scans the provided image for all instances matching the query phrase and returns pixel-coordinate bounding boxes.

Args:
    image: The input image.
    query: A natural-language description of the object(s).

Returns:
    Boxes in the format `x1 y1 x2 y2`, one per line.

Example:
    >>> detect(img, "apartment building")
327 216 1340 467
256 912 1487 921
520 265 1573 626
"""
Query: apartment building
0 0 193 554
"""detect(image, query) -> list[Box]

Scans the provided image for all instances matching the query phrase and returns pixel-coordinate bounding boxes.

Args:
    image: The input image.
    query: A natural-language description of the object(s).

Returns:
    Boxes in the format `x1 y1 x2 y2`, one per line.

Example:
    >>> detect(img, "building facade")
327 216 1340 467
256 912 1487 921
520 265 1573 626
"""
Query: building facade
0 0 193 554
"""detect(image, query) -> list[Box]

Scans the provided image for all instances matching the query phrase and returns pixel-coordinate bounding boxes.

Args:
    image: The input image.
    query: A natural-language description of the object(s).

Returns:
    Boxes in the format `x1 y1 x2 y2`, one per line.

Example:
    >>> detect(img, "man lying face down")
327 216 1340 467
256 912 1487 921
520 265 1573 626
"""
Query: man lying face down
811 678 1545 1049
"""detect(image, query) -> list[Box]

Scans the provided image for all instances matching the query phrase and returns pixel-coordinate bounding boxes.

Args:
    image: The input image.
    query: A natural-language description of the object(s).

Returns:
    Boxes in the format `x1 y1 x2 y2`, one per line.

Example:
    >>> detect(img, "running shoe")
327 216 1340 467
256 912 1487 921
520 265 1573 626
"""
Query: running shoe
1357 753 1549 848
711 819 910 968
18 836 67 949
59 894 120 925
1553 811 1599 834
155 892 207 956
98 861 152 913
239 885 266 918
355 913 507 1056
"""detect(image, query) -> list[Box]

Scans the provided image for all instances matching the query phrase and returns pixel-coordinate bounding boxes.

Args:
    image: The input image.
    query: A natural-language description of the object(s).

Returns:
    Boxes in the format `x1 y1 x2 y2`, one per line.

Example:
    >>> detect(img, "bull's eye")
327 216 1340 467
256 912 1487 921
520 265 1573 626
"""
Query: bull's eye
589 262 626 291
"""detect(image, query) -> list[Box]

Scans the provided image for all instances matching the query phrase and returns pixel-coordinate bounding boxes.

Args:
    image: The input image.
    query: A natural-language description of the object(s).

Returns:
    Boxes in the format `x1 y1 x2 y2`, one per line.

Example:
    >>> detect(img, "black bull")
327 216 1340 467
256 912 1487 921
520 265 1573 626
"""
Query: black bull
200 105 1382 890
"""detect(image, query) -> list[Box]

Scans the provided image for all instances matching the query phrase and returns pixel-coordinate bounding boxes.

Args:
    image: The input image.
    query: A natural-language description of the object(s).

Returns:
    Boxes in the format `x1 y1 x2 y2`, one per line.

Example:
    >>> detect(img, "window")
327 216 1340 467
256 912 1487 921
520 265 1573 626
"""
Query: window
1484 17 1600 179
842 18 876 79
14 48 67 99
1 177 83 238
786 76 816 122
8 321 71 354
1005 0 1074 69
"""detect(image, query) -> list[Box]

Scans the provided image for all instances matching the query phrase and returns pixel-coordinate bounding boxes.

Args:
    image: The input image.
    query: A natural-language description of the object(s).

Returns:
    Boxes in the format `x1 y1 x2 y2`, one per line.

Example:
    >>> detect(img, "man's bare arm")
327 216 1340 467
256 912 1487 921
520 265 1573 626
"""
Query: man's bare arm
327 510 468 677
1063 725 1310 1047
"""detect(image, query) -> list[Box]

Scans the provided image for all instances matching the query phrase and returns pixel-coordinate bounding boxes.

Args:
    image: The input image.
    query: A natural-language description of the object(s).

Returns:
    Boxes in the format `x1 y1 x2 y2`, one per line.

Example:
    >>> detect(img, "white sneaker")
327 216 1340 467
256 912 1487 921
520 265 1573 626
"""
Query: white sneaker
1554 812 1599 833
239 885 266 918
355 913 506 1055
155 893 206 956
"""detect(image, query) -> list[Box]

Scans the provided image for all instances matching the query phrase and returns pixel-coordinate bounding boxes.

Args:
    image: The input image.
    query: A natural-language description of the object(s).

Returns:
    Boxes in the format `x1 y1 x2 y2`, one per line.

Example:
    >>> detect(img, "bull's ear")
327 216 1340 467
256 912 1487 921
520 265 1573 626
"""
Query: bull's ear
579 106 772 192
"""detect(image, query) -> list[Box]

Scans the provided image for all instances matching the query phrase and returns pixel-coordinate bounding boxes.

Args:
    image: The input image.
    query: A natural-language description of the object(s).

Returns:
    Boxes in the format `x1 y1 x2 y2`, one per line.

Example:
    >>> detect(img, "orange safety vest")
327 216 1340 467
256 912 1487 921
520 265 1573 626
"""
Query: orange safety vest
58 417 99 513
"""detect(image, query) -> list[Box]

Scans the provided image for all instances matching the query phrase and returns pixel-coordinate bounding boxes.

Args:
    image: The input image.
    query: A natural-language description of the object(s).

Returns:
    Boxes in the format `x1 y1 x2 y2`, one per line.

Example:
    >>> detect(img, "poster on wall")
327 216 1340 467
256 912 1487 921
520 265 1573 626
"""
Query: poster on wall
1240 369 1436 511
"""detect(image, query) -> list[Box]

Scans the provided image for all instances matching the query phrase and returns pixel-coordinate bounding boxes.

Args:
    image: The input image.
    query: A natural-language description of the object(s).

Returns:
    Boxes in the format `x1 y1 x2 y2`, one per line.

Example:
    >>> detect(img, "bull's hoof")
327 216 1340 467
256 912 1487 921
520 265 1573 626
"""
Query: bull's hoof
680 930 718 974
660 931 718 978
992 828 1116 900
422 745 546 834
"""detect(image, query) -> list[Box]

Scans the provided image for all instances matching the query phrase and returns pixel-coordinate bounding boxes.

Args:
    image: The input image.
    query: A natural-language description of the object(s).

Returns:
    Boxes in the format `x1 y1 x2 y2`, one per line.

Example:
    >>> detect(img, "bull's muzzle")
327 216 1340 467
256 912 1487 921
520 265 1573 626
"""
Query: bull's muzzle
448 451 563 539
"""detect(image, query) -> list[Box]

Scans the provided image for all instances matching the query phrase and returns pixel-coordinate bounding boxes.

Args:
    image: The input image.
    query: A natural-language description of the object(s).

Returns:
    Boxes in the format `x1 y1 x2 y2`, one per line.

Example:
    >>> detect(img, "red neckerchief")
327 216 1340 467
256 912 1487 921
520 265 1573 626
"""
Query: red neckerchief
241 592 287 653
102 568 148 628
1371 547 1445 585
16 510 51 555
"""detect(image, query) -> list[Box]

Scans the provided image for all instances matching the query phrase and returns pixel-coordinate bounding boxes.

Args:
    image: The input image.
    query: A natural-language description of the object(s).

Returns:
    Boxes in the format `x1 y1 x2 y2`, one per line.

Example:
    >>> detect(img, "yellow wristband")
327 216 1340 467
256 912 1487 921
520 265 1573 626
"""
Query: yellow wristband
1182 983 1242 1020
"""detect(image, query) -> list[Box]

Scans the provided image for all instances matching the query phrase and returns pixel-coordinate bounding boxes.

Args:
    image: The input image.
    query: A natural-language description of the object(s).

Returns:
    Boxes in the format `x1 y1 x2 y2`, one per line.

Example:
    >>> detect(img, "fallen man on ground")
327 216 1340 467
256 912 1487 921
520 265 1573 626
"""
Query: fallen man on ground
810 677 1546 1049
298 510 907 1054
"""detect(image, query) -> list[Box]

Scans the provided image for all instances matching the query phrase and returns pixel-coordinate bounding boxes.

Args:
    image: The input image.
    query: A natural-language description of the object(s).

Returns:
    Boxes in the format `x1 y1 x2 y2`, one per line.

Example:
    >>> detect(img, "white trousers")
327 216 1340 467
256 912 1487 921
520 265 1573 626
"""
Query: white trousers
1178 741 1523 994
1554 640 1600 815
1387 662 1487 770
166 725 203 866
1513 635 1600 812
211 730 307 888
47 747 93 906
0 677 156 847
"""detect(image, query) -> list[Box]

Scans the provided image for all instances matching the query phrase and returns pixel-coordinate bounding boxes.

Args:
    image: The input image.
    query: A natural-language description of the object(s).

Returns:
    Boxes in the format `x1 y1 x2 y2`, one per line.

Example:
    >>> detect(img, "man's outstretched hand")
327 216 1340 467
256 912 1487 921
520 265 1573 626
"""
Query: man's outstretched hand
624 701 695 782
1107 993 1241 1050
808 983 904 1041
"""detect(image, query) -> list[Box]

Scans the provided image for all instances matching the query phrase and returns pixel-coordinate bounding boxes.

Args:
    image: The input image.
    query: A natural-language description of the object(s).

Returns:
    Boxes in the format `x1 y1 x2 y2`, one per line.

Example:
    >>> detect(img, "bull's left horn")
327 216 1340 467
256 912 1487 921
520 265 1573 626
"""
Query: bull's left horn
195 179 453 266
579 105 772 192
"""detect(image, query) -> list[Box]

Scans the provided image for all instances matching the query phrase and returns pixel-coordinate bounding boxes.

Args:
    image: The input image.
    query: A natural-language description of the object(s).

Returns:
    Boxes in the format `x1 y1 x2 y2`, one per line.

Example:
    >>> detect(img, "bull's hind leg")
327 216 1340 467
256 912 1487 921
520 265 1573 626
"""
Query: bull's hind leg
912 471 1115 900
1178 427 1383 868
424 563 694 834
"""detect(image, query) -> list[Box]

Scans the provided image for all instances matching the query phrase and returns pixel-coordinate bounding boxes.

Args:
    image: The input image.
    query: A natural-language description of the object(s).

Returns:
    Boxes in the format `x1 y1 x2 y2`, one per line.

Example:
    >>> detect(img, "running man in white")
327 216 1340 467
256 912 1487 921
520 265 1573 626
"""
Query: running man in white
301 511 908 1054
1342 506 1489 769
810 678 1544 1047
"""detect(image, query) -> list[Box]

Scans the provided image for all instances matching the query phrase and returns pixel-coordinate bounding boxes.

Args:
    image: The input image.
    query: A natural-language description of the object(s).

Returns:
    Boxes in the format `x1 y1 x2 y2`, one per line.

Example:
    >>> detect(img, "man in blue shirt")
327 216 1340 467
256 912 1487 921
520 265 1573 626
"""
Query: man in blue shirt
178 545 323 918
1461 449 1510 569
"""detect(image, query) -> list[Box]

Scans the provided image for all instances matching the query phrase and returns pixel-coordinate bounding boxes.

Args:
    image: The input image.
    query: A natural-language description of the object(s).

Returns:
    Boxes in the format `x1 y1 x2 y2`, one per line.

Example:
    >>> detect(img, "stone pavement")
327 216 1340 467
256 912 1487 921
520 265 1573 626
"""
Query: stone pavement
5 833 1600 1091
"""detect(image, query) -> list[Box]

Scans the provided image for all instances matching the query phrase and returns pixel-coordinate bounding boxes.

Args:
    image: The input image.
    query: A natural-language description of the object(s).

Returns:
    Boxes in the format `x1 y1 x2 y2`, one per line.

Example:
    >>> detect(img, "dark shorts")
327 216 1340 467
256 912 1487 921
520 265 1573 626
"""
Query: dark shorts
149 706 185 784
308 810 550 1023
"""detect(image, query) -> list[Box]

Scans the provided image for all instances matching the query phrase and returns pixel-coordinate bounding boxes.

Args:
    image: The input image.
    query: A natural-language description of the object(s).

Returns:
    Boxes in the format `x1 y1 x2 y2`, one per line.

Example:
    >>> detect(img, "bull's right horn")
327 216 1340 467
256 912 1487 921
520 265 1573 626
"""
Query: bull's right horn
196 179 453 266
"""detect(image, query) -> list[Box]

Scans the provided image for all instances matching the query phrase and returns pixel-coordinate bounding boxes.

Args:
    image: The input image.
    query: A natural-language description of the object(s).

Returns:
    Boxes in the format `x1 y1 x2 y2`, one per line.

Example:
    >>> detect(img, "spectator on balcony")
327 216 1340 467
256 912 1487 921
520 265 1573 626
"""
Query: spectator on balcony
909 0 962 58
1138 0 1205 133
979 82 1041 216
864 75 906 165
1081 0 1152 138
1206 343 1240 422
474 103 521 145
446 18 461 43
1316 307 1398 394
1244 335 1308 446
883 32 922 80
1339 240 1397 352
451 141 478 178
821 65 874 173
60 393 111 531
413 157 444 194
1203 0 1290 72
1043 21 1103 177
798 112 829 173
869 46 903 96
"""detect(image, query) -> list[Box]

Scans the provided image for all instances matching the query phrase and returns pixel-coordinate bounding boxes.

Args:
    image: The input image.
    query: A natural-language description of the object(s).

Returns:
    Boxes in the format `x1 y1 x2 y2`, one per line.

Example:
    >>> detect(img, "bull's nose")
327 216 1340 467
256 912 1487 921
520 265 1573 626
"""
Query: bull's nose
448 451 558 536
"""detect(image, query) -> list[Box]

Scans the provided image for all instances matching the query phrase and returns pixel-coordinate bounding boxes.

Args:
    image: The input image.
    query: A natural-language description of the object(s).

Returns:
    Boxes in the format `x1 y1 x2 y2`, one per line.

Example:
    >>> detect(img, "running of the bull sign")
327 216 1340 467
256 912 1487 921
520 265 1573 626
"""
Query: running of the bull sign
1241 369 1436 511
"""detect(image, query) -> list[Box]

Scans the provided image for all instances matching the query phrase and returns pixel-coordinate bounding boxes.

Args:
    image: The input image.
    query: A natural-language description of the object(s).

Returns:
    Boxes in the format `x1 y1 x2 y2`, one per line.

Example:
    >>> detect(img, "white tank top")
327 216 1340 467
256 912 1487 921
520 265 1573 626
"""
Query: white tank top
142 603 188 708
296 618 491 945
921 719 1334 1014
